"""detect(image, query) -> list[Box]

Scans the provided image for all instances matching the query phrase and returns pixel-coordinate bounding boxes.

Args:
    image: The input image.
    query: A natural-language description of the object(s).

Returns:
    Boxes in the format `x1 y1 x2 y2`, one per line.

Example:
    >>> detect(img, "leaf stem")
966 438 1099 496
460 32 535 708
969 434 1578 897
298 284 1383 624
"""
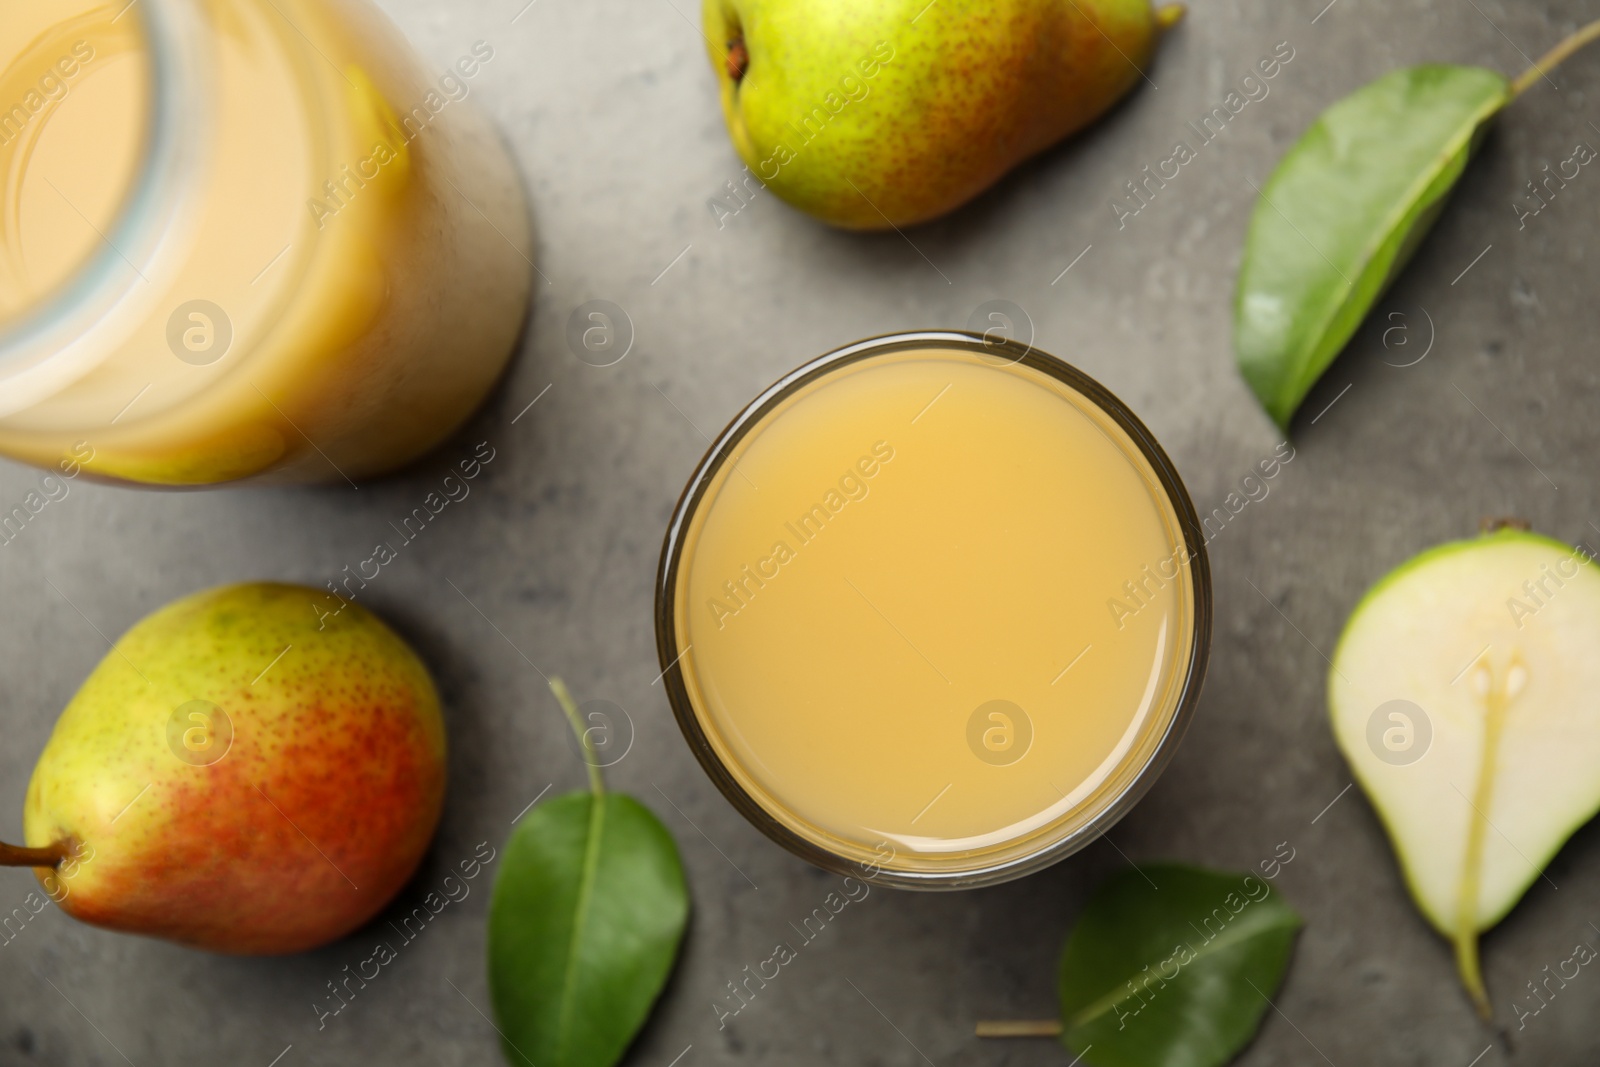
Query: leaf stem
975 1020 1063 1038
1510 17 1600 99
549 677 605 797
0 840 69 868
1479 516 1531 535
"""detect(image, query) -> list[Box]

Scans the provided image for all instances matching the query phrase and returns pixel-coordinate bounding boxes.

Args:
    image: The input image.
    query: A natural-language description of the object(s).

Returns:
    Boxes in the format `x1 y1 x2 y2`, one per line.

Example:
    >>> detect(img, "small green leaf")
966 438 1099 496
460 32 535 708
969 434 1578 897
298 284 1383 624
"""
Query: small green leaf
1235 65 1509 428
487 791 689 1067
1058 864 1302 1067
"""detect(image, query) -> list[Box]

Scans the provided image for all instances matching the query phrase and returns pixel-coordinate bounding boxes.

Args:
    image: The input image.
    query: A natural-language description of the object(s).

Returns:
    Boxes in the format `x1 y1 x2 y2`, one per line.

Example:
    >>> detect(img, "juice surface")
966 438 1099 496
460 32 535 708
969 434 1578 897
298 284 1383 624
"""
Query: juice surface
0 6 147 326
0 0 529 484
673 346 1197 875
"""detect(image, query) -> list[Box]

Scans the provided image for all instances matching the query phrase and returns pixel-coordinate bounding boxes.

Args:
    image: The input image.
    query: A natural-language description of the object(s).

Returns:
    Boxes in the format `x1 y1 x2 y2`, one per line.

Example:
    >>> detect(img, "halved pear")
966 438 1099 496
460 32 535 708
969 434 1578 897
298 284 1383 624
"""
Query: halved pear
1329 528 1600 1017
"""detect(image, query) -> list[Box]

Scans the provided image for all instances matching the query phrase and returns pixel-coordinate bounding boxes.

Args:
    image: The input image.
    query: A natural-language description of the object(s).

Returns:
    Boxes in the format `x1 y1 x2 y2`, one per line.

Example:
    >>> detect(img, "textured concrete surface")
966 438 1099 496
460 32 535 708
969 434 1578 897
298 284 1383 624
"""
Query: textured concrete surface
4 0 1600 1064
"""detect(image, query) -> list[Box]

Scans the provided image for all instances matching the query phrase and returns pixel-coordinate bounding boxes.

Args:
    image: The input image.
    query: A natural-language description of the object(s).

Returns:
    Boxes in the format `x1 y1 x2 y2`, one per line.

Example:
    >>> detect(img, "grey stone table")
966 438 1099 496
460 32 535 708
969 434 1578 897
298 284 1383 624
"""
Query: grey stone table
4 0 1599 1063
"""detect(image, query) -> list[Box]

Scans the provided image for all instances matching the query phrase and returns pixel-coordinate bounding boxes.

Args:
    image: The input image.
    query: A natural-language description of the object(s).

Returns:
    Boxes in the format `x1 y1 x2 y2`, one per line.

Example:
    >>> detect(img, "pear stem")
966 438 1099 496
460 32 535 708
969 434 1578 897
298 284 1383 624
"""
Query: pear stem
1155 4 1186 32
0 840 68 869
975 1020 1064 1038
1454 929 1492 1020
550 677 605 797
1510 17 1600 99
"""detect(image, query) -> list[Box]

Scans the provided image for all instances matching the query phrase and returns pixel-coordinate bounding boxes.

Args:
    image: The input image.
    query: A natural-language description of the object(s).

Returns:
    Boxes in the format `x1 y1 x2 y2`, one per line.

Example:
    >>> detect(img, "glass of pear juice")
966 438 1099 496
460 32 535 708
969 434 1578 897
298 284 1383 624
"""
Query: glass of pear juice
655 331 1213 888
0 0 531 486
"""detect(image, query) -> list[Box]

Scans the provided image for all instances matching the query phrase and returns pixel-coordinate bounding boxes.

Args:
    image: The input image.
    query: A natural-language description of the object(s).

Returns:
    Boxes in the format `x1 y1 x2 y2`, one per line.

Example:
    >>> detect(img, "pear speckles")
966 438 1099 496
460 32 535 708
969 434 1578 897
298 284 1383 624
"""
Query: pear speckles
18 583 446 954
701 0 1181 228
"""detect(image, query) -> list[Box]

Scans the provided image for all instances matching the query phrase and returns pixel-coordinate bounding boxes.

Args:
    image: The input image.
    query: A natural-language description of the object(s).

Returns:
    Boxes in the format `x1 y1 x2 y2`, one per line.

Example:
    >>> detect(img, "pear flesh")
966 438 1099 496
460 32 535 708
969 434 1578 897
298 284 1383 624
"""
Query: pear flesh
1329 529 1600 1015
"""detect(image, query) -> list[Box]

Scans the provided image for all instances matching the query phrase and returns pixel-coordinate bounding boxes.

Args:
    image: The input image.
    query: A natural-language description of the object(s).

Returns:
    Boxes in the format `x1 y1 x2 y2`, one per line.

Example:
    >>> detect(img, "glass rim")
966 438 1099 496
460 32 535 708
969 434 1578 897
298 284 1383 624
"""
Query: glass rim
653 330 1214 890
0 0 204 398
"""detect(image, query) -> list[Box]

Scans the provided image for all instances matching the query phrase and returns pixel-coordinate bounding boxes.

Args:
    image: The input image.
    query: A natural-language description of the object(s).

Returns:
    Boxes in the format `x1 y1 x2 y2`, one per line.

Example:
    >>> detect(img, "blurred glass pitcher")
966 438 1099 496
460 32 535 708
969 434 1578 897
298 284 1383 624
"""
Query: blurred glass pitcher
0 0 532 485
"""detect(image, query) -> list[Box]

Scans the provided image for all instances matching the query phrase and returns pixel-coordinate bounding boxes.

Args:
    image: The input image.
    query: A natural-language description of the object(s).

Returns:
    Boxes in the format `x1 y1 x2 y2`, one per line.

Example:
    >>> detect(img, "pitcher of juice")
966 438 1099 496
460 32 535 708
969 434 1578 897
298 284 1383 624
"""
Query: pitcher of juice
0 0 532 485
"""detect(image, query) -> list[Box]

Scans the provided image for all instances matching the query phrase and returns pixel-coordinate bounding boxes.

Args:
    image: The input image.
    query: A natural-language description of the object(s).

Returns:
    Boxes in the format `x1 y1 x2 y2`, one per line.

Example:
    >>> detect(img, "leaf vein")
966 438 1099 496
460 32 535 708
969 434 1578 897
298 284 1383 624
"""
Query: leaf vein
556 793 608 1062
1065 909 1300 1030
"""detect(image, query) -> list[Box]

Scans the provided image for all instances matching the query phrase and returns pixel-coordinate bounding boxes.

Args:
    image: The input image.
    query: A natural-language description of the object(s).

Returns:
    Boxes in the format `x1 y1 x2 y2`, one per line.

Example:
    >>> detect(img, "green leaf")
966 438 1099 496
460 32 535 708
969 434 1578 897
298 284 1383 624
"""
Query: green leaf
1058 864 1302 1067
488 791 690 1067
1235 65 1509 428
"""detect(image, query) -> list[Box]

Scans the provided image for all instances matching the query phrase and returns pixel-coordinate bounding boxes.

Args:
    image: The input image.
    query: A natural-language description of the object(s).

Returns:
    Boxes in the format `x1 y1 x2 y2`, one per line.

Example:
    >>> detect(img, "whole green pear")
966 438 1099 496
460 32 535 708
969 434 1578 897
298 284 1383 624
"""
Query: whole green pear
704 0 1184 229
3 582 446 954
